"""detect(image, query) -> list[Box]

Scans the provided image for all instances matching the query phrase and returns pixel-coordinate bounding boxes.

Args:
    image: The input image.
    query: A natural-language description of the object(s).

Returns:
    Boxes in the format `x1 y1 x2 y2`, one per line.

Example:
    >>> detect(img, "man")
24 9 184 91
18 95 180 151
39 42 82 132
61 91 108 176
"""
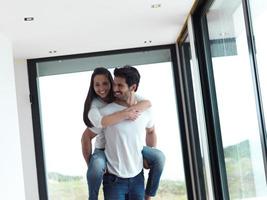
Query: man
100 65 157 200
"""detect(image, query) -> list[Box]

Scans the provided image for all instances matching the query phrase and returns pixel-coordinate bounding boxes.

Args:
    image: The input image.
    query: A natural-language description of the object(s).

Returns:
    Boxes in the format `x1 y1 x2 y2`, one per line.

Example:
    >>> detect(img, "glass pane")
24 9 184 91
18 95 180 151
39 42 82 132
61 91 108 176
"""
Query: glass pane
188 16 215 199
181 22 214 199
37 61 188 199
38 72 90 199
136 63 187 200
249 0 267 154
206 0 267 199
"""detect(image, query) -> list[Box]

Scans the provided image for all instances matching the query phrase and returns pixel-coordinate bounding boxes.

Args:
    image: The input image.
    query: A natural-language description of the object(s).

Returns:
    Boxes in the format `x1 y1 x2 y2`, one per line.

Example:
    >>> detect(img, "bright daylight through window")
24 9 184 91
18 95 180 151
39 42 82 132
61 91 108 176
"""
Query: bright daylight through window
38 62 187 200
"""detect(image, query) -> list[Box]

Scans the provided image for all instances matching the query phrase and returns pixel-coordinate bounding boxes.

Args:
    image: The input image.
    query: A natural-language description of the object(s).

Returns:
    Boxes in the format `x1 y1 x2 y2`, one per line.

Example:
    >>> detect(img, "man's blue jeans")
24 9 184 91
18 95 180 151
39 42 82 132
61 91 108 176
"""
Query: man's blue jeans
103 171 144 200
86 146 165 200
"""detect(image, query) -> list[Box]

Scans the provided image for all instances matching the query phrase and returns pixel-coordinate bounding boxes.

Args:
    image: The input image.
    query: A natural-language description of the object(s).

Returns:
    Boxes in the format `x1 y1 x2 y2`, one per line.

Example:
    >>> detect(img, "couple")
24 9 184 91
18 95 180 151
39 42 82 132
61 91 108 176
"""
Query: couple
81 65 165 200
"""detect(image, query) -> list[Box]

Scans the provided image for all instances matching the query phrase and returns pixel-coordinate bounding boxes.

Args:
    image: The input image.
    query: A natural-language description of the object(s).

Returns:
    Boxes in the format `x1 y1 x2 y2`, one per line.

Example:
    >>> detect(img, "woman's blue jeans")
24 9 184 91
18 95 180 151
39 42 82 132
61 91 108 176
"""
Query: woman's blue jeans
86 146 165 200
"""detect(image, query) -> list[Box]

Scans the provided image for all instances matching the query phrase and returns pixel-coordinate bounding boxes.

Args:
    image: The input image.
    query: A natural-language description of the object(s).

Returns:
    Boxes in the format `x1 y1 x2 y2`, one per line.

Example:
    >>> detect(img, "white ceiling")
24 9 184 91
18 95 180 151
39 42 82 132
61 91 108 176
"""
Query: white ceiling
0 0 194 59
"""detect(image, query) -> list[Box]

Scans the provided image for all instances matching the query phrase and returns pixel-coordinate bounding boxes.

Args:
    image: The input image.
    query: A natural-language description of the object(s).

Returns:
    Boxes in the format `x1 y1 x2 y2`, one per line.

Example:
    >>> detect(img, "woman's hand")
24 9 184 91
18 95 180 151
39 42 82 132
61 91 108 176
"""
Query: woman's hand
124 108 140 121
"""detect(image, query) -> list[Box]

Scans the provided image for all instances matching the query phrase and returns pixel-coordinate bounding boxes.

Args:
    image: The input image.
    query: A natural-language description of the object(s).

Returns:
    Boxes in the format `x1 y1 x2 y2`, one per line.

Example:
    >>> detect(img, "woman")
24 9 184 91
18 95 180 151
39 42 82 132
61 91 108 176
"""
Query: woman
81 67 165 200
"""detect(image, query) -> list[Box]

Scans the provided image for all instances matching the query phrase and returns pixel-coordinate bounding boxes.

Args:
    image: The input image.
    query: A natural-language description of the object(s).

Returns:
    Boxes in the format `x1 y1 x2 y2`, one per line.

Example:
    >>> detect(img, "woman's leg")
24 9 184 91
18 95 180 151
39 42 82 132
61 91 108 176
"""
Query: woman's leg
142 146 165 198
87 148 106 200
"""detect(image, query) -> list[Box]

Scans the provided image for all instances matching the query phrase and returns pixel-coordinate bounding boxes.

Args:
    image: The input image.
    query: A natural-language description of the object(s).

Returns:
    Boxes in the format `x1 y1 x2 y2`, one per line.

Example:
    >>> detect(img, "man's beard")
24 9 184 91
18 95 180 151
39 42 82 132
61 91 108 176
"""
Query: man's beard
114 92 128 101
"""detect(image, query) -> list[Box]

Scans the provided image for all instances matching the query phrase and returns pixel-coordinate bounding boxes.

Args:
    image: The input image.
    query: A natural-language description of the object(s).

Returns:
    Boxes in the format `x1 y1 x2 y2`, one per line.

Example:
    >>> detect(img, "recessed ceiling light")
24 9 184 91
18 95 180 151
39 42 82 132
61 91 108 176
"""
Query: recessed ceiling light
144 40 152 44
151 4 161 8
49 50 57 54
24 17 34 21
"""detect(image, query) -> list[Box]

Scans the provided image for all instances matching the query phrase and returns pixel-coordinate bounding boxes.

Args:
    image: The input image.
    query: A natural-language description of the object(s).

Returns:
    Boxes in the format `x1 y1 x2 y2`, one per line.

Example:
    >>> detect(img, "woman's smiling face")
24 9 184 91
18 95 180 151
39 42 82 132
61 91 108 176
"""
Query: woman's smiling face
93 74 111 99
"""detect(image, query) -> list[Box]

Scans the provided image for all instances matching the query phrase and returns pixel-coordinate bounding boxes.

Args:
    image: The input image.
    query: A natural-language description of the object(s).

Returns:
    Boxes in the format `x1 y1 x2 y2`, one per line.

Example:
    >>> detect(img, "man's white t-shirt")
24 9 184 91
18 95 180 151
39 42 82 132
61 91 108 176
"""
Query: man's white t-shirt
88 95 146 149
100 102 154 178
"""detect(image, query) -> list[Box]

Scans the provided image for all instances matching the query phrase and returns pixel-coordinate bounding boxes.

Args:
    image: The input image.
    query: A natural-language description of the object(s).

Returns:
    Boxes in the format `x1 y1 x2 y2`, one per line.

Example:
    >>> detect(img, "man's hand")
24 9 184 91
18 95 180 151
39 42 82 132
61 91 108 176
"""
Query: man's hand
146 126 157 147
143 159 149 169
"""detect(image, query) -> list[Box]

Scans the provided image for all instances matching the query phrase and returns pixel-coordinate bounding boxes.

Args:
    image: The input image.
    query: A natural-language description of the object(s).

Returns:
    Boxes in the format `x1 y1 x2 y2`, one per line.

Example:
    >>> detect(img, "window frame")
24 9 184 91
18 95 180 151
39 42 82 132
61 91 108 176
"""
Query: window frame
27 44 187 200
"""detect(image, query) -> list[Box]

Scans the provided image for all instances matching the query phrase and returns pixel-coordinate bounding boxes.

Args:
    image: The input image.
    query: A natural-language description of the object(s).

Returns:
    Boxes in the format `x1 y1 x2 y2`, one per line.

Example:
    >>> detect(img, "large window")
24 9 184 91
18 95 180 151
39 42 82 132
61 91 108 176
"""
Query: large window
206 0 267 198
29 47 188 200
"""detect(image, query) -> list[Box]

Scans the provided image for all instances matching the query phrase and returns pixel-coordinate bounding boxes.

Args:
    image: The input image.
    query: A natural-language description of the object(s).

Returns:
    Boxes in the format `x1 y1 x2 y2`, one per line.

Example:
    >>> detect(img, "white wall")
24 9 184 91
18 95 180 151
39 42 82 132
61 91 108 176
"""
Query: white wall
14 59 39 200
0 33 39 200
0 34 26 199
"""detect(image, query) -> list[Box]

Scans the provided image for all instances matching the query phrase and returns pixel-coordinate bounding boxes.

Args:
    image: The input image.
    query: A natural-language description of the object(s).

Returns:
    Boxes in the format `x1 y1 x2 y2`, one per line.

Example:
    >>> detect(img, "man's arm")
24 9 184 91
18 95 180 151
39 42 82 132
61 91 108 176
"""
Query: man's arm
145 126 157 147
81 128 97 165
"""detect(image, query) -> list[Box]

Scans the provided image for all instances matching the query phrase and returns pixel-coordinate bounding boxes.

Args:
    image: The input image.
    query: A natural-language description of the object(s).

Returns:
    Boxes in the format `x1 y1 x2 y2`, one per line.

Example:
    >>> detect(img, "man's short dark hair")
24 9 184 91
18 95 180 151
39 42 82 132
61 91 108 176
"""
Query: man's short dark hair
114 65 140 91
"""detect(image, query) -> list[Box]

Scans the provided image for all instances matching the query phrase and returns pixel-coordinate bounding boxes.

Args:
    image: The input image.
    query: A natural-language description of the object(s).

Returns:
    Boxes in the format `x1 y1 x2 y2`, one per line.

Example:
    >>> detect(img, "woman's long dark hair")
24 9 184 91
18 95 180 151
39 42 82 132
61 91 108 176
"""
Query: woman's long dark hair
83 67 114 127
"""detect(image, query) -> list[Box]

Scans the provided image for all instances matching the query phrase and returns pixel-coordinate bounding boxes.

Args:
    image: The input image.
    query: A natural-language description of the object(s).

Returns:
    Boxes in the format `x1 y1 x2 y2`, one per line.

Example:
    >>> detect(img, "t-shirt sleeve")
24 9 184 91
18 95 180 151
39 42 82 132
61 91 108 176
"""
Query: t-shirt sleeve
88 103 103 129
146 108 154 128
88 126 102 135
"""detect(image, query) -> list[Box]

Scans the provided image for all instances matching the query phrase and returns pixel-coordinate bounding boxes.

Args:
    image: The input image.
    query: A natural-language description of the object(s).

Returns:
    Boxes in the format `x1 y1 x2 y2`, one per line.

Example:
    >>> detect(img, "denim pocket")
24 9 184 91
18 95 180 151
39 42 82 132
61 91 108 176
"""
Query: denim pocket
135 171 145 184
103 174 118 185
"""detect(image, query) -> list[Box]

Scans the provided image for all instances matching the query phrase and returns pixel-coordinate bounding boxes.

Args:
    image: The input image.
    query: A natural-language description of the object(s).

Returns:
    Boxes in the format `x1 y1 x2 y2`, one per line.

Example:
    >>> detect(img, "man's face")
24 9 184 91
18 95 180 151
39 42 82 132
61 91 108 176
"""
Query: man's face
113 76 132 101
